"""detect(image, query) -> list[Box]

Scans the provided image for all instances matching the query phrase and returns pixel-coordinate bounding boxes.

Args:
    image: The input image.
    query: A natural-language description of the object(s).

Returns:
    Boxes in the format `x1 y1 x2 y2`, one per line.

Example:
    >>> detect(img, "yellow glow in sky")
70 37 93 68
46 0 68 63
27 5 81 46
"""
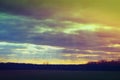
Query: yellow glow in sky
63 23 113 34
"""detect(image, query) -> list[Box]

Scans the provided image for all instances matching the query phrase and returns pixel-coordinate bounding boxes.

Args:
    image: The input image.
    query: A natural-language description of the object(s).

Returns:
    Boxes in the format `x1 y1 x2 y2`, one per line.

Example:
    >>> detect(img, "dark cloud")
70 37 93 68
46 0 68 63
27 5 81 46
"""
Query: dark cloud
0 12 101 49
61 49 105 54
0 0 120 64
1 12 119 52
95 46 120 52
0 0 62 19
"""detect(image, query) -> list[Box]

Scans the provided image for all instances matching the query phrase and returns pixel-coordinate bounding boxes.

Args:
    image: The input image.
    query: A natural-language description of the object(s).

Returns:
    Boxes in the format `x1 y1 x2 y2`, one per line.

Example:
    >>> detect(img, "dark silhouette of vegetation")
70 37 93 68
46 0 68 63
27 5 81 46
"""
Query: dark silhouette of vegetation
0 60 120 71
88 60 120 65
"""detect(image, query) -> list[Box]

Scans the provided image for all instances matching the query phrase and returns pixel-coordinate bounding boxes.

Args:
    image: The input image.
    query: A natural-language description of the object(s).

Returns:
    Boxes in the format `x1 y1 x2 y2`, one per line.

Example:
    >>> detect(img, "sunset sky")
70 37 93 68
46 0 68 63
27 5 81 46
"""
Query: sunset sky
0 0 120 64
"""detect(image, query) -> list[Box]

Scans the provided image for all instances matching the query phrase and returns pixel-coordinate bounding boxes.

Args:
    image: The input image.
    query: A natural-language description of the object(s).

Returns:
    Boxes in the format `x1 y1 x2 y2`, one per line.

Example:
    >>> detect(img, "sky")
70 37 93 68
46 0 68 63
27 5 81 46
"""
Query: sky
0 0 120 64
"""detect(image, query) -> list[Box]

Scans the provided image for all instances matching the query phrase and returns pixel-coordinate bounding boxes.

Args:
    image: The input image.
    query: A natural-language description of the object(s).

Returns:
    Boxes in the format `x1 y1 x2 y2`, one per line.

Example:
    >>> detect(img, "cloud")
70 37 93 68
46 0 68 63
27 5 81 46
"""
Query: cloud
0 41 64 61
0 41 120 64
0 12 120 49
0 12 99 48
0 0 120 26
0 41 99 64
0 4 120 64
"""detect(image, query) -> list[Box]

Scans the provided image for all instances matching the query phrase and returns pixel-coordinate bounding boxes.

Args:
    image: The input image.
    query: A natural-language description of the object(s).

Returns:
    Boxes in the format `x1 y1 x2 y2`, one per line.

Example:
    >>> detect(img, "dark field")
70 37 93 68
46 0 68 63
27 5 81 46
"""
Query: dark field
0 70 120 80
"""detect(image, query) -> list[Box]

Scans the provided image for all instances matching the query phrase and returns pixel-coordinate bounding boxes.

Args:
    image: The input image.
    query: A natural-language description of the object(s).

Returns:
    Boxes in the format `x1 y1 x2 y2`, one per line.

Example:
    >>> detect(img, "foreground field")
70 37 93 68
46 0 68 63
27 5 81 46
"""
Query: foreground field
0 70 120 80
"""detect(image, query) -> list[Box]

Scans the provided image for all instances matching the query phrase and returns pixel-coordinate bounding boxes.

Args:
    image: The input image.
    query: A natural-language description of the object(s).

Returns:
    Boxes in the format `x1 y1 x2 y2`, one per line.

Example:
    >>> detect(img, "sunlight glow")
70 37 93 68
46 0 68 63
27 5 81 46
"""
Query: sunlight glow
63 24 99 34
63 23 113 34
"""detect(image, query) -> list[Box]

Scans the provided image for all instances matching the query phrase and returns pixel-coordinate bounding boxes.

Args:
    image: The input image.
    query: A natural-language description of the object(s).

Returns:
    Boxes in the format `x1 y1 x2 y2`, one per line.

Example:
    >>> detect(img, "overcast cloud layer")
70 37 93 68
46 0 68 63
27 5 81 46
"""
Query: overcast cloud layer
0 0 120 64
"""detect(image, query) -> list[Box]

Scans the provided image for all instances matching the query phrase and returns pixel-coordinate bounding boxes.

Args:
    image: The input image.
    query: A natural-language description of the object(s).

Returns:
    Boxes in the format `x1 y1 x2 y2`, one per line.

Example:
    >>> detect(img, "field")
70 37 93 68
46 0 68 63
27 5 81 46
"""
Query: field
0 70 120 80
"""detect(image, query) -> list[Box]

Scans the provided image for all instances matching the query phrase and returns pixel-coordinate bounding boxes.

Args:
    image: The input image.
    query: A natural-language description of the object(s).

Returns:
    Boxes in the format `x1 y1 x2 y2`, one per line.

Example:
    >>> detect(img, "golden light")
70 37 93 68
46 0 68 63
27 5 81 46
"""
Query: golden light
63 23 113 34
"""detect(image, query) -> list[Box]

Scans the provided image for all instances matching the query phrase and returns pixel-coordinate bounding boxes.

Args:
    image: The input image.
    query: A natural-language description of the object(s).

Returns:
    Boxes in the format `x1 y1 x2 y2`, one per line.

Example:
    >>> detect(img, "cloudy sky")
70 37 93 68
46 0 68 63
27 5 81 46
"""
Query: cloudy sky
0 0 120 64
